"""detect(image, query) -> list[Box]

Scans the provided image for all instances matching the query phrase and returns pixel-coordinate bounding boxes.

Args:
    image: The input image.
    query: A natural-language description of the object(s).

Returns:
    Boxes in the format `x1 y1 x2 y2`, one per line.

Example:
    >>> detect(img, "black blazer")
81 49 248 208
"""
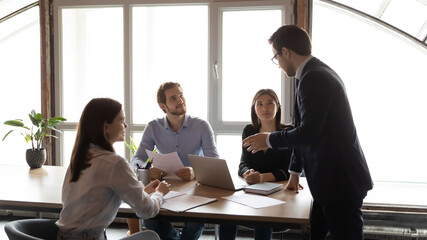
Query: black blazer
270 57 373 205
239 124 292 181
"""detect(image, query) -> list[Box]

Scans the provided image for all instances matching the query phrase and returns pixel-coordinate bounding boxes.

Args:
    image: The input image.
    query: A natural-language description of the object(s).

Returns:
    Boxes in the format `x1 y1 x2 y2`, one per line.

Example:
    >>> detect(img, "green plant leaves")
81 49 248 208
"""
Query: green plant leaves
29 110 43 127
25 134 31 143
3 120 25 127
2 110 67 150
2 130 15 141
48 117 67 125
125 136 138 156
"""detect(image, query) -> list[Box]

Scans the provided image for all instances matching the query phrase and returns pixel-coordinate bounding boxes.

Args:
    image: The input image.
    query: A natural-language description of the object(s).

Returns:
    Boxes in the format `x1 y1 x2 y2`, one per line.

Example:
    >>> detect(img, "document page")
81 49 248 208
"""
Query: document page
146 150 184 178
161 194 217 212
163 190 186 200
222 191 286 209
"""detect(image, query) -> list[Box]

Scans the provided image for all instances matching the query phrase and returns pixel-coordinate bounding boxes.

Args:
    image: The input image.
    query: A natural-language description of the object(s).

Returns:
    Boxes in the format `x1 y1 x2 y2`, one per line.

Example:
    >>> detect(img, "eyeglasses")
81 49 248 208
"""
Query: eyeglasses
271 52 280 65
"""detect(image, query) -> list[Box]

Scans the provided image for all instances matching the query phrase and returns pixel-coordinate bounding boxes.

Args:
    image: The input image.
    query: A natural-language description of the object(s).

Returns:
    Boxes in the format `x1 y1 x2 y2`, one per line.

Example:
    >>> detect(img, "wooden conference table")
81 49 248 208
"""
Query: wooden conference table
0 165 312 237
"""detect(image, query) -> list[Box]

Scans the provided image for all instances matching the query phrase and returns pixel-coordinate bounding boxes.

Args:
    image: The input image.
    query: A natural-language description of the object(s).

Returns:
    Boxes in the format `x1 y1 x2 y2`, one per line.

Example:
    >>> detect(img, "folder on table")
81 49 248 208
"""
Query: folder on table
161 194 216 212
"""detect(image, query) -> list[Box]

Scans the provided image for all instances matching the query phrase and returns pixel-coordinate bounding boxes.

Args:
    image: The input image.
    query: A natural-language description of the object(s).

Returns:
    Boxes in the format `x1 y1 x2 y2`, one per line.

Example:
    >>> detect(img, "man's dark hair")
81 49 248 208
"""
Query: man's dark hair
157 82 181 105
268 25 312 56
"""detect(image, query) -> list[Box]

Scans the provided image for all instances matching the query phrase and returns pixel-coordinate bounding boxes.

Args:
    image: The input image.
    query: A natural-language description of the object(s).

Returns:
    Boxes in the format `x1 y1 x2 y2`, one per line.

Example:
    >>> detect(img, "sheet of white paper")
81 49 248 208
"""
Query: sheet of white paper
222 191 286 209
163 190 186 200
161 194 217 212
146 150 184 178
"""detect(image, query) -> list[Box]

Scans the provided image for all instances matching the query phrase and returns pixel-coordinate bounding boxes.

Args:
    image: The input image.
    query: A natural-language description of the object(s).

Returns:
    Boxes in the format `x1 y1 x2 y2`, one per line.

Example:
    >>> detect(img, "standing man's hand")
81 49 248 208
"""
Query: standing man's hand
242 133 269 154
285 173 304 193
175 167 195 181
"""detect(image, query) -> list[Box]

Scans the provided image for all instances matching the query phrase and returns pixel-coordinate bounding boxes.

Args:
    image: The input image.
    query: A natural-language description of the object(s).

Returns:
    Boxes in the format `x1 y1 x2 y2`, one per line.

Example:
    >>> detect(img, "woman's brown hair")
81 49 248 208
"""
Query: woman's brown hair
69 98 122 182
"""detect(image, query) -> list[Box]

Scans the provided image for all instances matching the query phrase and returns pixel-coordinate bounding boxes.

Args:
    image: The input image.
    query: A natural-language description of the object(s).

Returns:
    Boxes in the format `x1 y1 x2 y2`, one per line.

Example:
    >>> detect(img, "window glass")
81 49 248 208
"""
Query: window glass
62 130 125 167
221 9 282 122
216 135 242 175
0 0 36 19
0 7 40 166
129 132 143 153
331 0 427 42
332 0 383 16
61 7 124 122
62 131 75 167
380 0 427 40
132 5 208 124
312 1 427 183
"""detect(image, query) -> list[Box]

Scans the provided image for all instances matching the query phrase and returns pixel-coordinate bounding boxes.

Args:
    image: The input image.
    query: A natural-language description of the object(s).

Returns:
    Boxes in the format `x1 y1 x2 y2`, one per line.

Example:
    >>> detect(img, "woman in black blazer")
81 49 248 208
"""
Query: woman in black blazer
220 89 292 240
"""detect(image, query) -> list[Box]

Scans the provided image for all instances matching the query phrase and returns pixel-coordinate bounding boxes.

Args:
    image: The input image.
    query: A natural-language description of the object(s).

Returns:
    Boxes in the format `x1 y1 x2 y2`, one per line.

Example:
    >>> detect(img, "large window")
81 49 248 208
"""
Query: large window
221 9 282 122
312 0 427 183
0 5 41 166
60 7 124 123
132 5 209 123
53 0 293 168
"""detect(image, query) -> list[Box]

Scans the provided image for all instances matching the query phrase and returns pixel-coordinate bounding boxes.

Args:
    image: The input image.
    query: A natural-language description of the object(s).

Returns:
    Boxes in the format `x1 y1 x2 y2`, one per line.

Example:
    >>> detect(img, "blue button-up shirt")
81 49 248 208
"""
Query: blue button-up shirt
130 114 219 170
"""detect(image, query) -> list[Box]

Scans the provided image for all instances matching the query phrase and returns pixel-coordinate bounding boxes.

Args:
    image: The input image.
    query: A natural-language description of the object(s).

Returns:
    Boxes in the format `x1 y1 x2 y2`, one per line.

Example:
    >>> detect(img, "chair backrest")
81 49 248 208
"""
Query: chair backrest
4 218 59 240
119 230 160 240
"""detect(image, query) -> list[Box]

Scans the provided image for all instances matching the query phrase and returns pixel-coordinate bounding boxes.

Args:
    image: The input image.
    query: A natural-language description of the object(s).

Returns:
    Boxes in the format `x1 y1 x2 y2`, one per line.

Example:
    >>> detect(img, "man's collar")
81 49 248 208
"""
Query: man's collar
295 55 313 80
182 114 189 128
163 114 188 130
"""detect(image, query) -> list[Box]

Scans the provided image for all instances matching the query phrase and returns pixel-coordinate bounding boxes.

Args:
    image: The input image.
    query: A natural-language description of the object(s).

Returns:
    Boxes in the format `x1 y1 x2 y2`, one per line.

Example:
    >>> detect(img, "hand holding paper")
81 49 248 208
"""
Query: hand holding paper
146 150 184 179
175 167 195 181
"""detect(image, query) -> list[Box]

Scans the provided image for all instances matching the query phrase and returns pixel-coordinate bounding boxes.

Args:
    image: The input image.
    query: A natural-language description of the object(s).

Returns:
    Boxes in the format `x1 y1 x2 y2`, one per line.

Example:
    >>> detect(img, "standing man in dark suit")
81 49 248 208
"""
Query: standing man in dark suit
242 25 373 240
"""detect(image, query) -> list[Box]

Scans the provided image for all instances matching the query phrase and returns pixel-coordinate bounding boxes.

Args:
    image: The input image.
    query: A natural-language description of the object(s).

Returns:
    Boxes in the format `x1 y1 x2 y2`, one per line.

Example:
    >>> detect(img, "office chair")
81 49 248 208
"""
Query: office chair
4 218 59 240
119 230 160 240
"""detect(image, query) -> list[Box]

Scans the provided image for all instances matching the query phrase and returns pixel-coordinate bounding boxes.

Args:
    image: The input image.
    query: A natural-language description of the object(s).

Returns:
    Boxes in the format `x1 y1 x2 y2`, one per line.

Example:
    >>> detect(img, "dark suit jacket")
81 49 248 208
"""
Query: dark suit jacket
270 57 373 206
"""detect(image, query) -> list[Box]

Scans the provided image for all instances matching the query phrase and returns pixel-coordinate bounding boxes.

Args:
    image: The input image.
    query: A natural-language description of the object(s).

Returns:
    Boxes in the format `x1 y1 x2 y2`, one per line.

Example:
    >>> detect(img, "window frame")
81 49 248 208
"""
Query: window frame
52 0 294 166
208 0 295 137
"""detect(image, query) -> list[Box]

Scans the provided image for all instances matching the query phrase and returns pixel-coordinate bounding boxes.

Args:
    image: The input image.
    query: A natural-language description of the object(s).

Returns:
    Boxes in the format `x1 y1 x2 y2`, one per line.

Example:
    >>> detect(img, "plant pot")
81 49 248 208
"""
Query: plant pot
26 148 46 168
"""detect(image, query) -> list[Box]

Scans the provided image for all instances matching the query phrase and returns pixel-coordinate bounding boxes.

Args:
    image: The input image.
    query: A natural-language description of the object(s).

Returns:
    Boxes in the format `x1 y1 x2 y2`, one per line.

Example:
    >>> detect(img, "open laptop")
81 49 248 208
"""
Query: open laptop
188 154 248 191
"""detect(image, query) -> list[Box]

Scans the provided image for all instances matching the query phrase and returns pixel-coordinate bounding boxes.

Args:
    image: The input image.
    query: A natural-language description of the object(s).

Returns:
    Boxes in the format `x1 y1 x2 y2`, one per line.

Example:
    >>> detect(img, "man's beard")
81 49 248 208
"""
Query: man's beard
166 104 186 116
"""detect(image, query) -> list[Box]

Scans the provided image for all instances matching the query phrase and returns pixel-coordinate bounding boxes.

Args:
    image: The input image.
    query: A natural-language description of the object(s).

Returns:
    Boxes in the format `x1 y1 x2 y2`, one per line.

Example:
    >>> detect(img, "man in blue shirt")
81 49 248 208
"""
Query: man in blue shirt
130 81 219 240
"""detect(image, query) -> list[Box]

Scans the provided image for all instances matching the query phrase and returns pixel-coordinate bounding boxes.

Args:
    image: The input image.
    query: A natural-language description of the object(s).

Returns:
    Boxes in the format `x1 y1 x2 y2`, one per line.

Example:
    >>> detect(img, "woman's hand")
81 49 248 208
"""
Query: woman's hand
243 169 261 184
156 181 171 196
144 179 160 194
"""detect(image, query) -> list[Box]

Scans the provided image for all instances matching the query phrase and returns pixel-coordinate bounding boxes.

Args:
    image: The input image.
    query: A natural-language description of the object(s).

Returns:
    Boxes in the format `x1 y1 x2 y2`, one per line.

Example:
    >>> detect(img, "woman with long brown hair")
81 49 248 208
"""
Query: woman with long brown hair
220 89 293 240
56 98 170 240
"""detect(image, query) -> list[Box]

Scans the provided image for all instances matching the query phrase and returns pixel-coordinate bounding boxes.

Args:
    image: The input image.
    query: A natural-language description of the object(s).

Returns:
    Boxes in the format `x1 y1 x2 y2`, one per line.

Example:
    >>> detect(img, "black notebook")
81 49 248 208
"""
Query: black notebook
243 182 283 195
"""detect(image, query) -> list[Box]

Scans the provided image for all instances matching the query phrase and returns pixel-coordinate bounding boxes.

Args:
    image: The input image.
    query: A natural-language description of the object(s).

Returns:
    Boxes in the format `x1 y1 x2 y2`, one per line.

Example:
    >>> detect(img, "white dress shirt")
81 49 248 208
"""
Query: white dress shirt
57 144 164 237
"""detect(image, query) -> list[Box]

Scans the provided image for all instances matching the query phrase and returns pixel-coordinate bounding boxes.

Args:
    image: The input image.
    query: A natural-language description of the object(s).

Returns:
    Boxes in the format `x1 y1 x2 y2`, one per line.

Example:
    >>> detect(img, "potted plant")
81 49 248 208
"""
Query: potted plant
2 110 66 168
